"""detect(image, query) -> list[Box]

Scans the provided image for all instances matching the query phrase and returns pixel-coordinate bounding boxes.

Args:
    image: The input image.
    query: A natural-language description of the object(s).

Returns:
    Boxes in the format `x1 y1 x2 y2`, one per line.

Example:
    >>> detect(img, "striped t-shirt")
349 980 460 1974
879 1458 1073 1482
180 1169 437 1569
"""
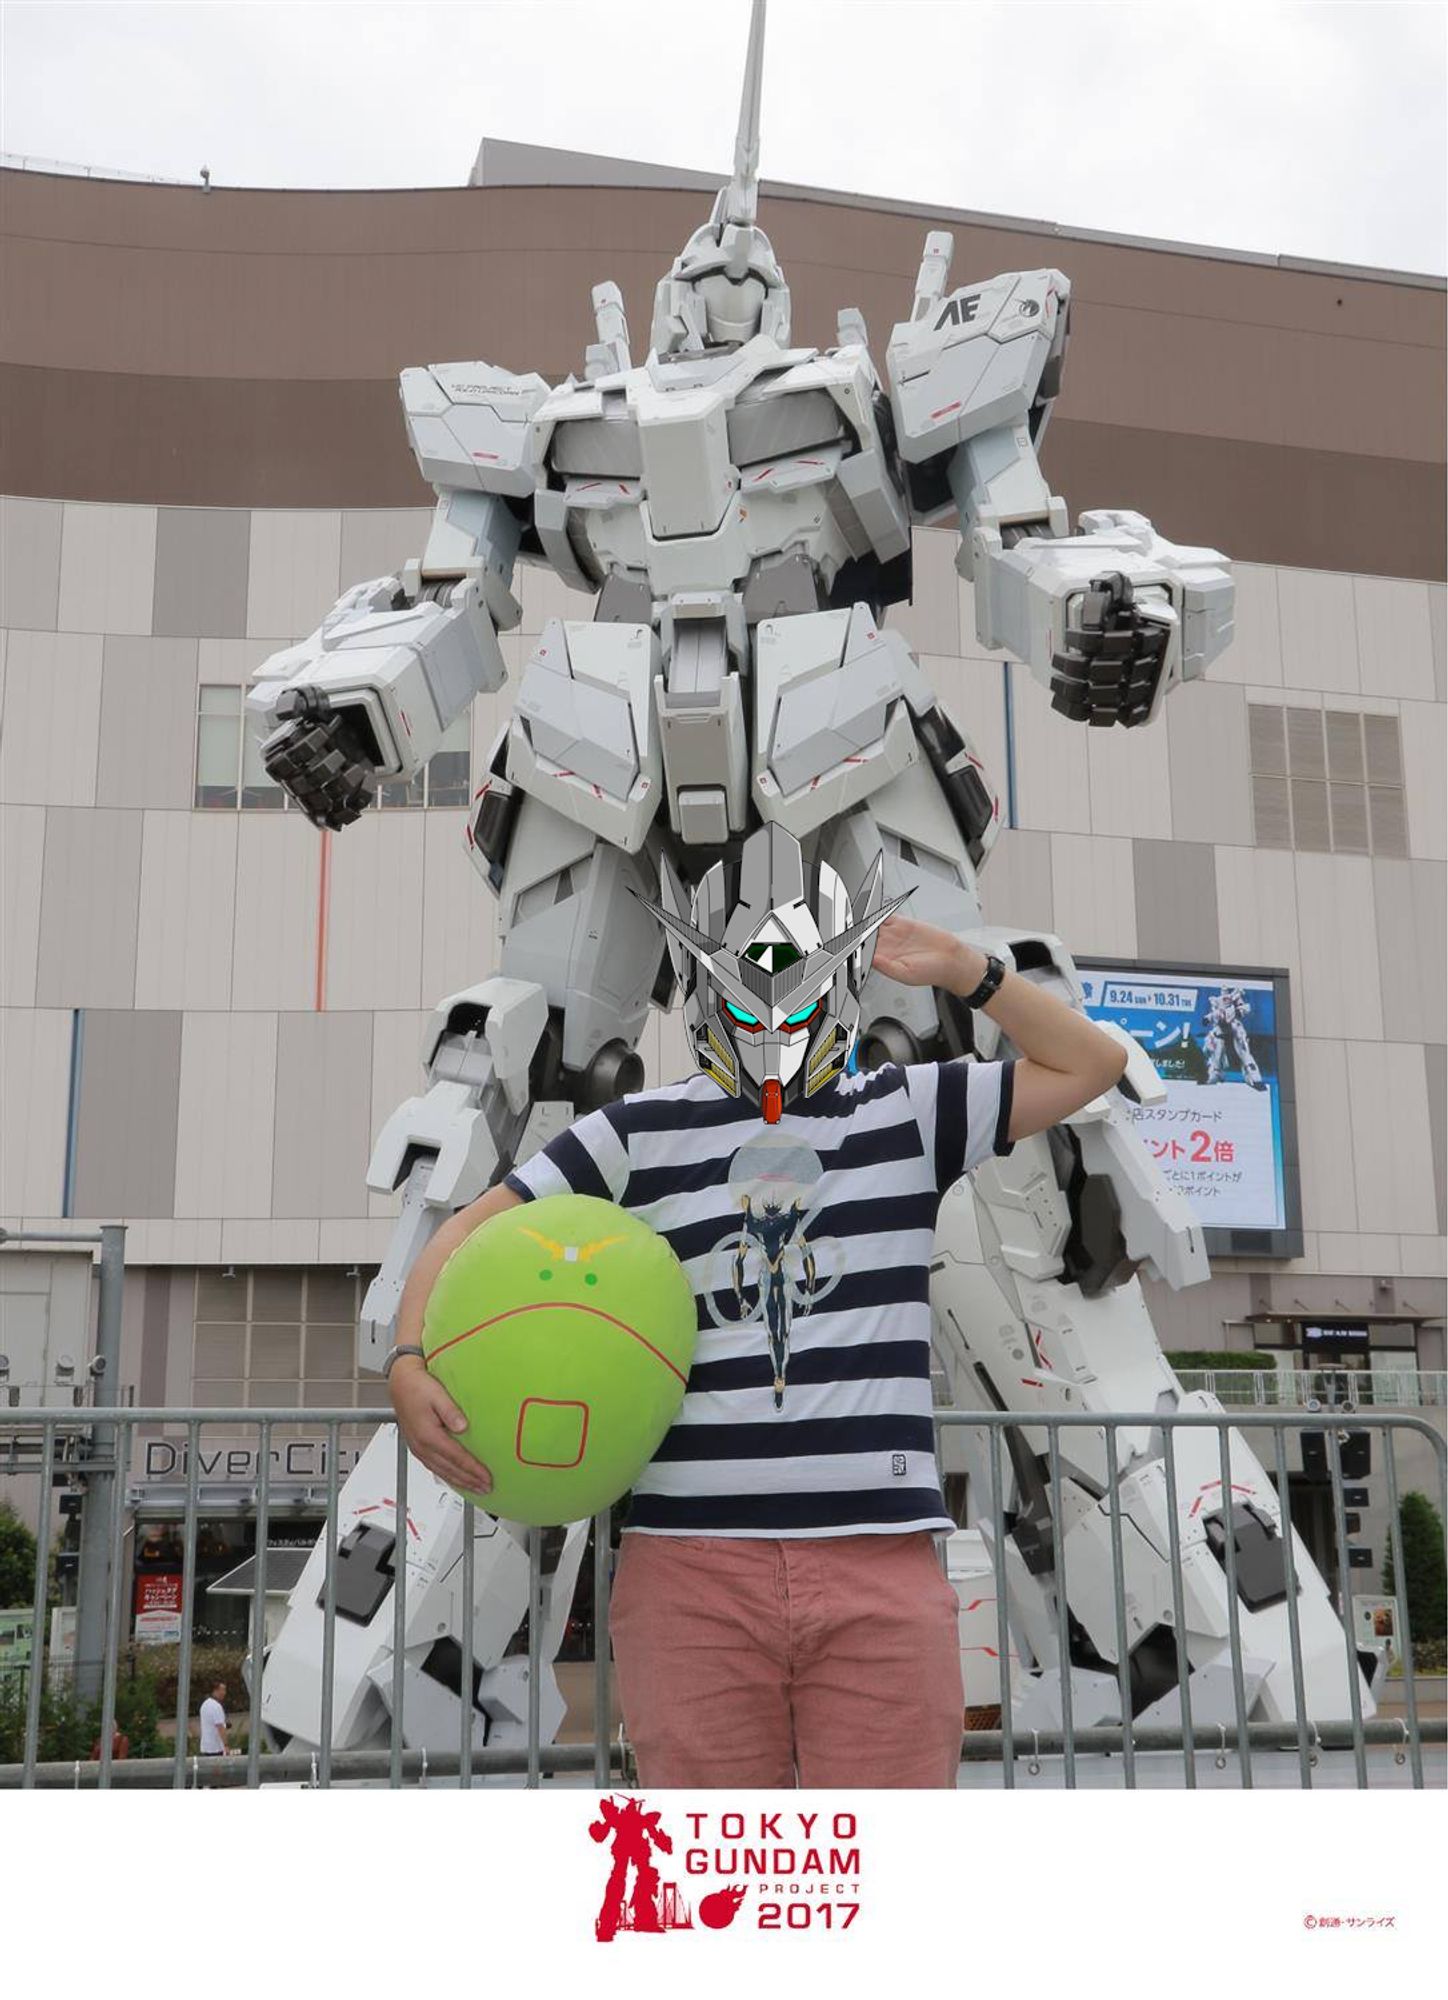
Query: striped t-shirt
504 1056 1015 1539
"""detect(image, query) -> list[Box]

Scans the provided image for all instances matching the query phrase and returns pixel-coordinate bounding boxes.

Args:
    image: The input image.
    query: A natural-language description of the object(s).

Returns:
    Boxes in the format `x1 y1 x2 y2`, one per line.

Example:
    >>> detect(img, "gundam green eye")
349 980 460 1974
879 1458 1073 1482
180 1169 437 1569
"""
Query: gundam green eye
724 1002 761 1026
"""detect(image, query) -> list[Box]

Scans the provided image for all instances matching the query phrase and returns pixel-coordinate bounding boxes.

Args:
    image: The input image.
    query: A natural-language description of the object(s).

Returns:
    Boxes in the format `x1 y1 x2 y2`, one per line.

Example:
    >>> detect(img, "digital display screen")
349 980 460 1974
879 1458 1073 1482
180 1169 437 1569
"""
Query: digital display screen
1077 963 1300 1252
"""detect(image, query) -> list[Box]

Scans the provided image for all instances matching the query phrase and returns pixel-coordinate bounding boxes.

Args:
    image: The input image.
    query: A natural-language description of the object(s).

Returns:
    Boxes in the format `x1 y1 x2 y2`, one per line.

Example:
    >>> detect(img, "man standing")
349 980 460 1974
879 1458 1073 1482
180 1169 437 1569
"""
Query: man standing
387 831 1128 1787
198 1680 230 1756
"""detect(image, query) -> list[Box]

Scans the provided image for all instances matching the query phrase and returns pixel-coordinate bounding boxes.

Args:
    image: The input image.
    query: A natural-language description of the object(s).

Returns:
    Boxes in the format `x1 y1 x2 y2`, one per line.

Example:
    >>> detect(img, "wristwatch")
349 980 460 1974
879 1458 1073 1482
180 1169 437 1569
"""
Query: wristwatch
381 1343 425 1379
959 952 1007 1009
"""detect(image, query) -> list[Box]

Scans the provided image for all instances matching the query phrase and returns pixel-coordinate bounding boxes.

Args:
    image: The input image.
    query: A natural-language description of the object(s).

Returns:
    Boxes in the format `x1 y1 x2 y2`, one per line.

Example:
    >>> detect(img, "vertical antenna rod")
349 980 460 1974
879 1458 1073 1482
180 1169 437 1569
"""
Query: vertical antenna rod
721 0 767 229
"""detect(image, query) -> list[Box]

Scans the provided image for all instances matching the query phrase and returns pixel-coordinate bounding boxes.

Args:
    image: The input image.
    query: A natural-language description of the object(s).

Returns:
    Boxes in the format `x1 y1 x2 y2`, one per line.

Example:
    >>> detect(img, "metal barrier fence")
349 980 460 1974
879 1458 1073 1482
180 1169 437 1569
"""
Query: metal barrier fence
1176 1369 1447 1410
0 1402 1443 1792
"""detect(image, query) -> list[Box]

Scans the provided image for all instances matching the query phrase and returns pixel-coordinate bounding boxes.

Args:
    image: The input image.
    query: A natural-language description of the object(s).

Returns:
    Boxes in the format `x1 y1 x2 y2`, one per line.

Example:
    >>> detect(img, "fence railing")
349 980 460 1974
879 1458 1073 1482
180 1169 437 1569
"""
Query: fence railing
0 1403 1443 1792
1175 1369 1447 1409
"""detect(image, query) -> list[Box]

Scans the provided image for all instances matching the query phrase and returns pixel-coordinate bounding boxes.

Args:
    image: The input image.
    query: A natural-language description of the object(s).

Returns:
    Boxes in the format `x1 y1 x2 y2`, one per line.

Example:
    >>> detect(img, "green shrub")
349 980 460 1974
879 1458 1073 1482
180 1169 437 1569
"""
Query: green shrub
1381 1491 1447 1658
0 1501 59 1611
1166 1351 1269 1373
0 1666 164 1764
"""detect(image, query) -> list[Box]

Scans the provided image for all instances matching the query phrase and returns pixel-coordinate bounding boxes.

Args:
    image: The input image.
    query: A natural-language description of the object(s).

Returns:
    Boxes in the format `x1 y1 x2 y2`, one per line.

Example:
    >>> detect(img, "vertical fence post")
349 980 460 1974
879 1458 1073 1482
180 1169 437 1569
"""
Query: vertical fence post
97 1415 131 1789
22 1423 57 1787
986 1425 1014 1791
1381 1433 1424 1789
390 1426 409 1790
526 1528 543 1790
318 1419 341 1790
1214 1425 1254 1790
246 1419 272 1791
459 1499 476 1791
1045 1428 1076 1789
592 1511 611 1789
1103 1422 1136 1790
172 1419 201 1788
1269 1423 1312 1790
1324 1425 1369 1790
74 1226 127 1711
1159 1426 1196 1790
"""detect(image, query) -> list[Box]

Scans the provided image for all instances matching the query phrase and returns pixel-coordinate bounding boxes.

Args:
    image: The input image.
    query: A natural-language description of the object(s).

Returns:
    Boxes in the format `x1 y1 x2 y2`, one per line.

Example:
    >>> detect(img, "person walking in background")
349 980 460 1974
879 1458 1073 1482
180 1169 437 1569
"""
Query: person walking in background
198 1680 230 1756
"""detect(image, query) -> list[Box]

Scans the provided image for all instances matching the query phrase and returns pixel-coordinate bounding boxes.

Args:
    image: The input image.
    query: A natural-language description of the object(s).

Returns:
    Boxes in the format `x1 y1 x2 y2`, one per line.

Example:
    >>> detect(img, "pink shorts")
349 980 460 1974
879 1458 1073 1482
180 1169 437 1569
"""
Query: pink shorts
607 1530 964 1789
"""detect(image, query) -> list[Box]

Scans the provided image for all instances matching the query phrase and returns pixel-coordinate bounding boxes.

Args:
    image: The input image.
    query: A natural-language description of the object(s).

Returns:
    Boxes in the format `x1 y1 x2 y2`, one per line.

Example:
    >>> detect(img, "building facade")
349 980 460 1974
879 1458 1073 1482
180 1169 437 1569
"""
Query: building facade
1 151 1444 1601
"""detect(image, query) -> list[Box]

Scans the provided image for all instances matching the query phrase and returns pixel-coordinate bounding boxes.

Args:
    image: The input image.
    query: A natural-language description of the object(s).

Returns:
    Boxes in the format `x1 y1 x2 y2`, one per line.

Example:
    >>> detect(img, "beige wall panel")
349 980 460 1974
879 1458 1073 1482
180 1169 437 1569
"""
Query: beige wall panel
134 811 239 1011
1048 833 1137 958
420 809 497 1006
957 579 1010 666
0 1008 70 1217
0 496 63 630
325 811 425 1011
197 636 279 685
981 828 1055 936
1313 1233 1402 1277
231 815 319 1010
1009 662 1091 835
367 1009 431 1219
1399 1236 1446 1280
1290 1038 1358 1235
1399 698 1447 862
1345 1042 1439 1238
1352 574 1436 702
219 1219 321 1264
887 531 960 658
245 510 342 641
920 652 1008 805
0 630 103 806
1210 563 1281 688
1292 852 1382 1042
1214 845 1303 996
95 636 199 809
1132 840 1220 962
271 1011 374 1219
1 805 45 1006
71 1008 182 1220
56 502 157 636
1086 712 1173 840
174 1010 278 1219
1277 567 1359 696
1428 584 1446 705
1166 680 1252 846
151 507 251 639
515 559 595 638
1372 859 1447 1046
122 1219 223 1266
317 1218 396 1263
35 806 143 1008
339 508 433 589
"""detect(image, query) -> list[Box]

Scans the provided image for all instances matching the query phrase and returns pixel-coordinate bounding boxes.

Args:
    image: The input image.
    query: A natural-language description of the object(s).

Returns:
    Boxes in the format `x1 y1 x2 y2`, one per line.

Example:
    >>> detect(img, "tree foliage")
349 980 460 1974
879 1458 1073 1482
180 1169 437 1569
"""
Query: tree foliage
1380 1490 1447 1650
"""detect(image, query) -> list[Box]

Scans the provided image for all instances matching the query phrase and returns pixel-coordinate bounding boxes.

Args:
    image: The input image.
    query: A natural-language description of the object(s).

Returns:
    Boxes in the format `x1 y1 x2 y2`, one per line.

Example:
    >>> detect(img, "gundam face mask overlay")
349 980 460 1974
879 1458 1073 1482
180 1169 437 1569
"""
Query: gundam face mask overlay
637 826 906 1124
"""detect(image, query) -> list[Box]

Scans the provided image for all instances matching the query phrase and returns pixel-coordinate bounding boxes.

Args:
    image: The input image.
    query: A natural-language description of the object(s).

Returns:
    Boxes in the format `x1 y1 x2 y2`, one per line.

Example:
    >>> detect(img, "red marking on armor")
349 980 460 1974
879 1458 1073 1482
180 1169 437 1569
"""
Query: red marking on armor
799 458 824 466
465 825 474 847
618 483 629 494
1188 1478 1255 1519
931 401 962 420
400 710 412 737
752 467 775 483
471 452 500 460
962 1597 995 1613
966 752 986 770
579 480 602 492
358 1500 421 1540
843 755 864 764
1020 1377 1044 1389
761 1079 783 1124
428 1301 687 1386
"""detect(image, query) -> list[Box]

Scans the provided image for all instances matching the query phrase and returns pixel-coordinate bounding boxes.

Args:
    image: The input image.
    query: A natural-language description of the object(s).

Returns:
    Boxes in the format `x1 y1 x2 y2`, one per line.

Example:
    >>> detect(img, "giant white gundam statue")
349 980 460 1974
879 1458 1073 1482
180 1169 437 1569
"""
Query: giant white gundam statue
248 1 1367 1760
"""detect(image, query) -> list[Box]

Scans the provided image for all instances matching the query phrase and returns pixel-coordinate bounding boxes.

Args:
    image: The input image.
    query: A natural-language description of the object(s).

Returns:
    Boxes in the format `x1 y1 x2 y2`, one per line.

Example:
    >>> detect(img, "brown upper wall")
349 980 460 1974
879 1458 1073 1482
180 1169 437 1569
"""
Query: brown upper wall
2 169 1444 576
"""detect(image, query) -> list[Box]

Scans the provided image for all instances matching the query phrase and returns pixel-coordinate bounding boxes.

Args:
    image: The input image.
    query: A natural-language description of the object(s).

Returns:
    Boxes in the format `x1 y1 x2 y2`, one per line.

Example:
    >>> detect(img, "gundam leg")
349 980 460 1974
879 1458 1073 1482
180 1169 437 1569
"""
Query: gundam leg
263 794 668 1764
821 746 1369 1730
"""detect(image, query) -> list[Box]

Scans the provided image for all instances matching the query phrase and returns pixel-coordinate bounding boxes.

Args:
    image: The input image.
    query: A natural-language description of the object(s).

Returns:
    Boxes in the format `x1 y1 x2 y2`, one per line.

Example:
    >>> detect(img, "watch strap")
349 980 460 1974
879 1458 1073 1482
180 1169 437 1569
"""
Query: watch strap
381 1343 426 1379
960 952 1007 1009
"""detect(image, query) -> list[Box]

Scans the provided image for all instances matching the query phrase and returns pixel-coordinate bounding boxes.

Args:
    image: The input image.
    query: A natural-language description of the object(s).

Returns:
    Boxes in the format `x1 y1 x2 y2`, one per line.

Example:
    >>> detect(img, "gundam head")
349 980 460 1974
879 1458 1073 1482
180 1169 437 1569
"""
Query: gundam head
650 0 792 356
637 824 906 1124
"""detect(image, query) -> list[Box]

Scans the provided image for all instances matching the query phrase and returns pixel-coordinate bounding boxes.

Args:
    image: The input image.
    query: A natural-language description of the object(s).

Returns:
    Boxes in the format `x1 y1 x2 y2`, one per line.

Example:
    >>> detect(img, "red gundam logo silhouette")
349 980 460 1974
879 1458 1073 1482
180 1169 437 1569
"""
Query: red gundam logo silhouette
590 1795 695 1941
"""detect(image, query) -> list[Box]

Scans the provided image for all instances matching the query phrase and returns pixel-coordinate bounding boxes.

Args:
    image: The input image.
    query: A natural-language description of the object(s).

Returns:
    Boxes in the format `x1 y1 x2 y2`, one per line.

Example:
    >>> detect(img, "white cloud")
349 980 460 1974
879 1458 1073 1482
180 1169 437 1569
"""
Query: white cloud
2 0 1443 272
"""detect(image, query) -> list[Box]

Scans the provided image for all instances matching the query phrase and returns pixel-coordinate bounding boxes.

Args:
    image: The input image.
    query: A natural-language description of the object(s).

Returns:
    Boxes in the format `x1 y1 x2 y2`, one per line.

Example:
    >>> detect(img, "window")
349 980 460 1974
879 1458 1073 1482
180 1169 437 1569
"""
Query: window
1247 705 1407 857
195 686 470 810
191 1268 392 1435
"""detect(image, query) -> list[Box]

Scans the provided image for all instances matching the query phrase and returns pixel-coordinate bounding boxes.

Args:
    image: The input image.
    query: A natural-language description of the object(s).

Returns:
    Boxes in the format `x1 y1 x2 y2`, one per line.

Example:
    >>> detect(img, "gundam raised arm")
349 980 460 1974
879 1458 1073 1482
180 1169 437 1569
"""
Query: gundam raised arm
886 232 1234 727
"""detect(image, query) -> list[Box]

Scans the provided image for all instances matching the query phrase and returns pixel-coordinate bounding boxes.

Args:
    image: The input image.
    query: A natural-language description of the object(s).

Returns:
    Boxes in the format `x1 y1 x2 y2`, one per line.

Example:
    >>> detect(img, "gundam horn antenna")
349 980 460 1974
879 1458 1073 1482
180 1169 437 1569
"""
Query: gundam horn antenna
712 0 767 270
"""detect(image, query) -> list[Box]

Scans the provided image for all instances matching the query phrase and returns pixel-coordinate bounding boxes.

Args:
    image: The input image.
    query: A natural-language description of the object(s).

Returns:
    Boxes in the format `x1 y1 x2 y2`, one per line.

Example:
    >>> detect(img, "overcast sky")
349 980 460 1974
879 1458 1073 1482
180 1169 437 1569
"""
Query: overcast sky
2 0 1444 274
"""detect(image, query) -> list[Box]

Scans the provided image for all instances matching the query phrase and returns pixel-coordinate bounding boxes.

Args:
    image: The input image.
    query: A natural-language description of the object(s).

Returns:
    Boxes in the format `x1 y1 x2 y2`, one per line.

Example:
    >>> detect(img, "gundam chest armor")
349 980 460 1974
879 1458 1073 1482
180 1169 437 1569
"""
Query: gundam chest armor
247 1 1369 1762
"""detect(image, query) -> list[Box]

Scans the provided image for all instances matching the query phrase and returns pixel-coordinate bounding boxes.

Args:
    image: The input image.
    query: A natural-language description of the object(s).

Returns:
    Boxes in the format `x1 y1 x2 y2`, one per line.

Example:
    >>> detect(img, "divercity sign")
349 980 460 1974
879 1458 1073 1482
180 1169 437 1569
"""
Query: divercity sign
137 1437 366 1483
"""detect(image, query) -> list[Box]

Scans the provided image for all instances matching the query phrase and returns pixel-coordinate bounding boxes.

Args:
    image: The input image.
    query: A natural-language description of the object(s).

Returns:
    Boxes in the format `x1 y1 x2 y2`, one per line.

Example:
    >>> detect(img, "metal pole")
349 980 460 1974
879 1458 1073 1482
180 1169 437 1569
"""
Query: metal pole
1215 1425 1254 1790
1159 1428 1196 1789
1270 1423 1312 1790
318 1421 341 1790
390 1427 408 1789
1381 1431 1424 1788
246 1420 271 1789
526 1528 543 1789
986 1429 1014 1790
1045 1429 1076 1789
22 1424 57 1787
592 1511 611 1789
72 1225 126 1709
1104 1422 1136 1789
459 1502 476 1791
172 1420 200 1789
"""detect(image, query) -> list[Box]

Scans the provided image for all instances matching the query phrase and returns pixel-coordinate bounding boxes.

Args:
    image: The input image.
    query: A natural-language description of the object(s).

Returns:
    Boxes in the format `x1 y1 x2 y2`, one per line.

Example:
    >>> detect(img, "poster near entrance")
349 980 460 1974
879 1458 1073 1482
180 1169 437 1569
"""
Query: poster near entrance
133 1573 185 1647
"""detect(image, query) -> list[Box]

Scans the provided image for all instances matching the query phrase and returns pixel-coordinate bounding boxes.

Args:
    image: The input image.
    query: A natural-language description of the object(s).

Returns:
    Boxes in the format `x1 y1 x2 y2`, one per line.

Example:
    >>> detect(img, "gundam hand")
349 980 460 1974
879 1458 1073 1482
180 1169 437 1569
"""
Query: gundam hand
261 686 383 829
1047 571 1171 729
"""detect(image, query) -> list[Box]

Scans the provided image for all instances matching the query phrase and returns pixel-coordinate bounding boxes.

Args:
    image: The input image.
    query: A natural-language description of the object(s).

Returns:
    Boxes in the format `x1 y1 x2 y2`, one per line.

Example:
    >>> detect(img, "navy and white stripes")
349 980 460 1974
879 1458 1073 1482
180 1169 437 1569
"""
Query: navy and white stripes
505 1056 1015 1539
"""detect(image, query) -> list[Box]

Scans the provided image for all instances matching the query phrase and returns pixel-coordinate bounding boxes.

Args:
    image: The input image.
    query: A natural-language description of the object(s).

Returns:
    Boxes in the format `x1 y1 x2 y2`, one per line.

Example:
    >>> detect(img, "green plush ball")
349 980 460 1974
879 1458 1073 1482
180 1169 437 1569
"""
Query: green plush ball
422 1193 696 1525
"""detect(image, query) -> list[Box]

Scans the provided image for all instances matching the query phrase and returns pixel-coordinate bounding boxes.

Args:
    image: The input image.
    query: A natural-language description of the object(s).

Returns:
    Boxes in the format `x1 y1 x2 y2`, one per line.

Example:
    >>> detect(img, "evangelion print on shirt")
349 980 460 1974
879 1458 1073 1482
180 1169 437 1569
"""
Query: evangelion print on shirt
505 1056 1015 1540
